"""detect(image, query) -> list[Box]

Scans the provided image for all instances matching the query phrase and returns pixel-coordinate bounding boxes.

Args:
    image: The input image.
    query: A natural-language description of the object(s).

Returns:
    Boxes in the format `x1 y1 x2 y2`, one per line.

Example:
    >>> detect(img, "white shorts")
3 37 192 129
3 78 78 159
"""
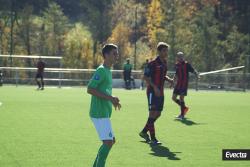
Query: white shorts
91 118 115 141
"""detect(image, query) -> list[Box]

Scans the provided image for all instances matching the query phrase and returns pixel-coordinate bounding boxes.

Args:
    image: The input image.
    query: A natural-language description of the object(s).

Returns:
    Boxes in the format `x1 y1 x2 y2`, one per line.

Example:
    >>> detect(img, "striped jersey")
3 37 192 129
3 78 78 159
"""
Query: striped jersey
174 61 195 90
144 56 167 96
37 61 45 73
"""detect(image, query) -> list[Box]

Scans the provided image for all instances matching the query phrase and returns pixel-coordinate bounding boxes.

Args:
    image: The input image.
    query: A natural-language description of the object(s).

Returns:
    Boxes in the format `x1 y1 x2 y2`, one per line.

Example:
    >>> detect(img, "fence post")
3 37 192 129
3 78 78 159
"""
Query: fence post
225 71 229 91
58 60 63 88
195 77 198 91
15 69 19 87
243 68 246 92
0 70 3 86
243 55 250 91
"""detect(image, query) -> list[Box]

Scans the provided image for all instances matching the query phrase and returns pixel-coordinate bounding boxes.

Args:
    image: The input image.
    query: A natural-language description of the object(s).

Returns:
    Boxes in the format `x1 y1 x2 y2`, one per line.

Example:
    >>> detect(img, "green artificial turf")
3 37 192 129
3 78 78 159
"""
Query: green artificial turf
0 86 249 167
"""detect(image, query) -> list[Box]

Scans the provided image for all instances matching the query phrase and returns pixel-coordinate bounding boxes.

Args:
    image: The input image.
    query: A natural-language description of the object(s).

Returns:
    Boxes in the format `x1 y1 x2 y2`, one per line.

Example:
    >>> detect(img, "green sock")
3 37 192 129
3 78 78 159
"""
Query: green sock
93 144 111 167
93 156 97 167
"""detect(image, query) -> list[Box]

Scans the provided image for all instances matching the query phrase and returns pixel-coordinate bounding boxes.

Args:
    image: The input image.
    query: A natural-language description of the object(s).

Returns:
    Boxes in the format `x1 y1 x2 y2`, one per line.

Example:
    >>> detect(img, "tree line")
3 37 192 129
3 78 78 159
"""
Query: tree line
0 0 249 72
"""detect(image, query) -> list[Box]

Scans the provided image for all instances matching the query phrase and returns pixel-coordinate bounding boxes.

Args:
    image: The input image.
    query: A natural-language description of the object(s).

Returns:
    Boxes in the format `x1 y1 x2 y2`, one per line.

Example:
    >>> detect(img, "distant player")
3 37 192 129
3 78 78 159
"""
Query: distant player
139 42 173 145
123 58 133 89
140 59 149 90
35 58 45 90
172 52 200 120
87 44 121 167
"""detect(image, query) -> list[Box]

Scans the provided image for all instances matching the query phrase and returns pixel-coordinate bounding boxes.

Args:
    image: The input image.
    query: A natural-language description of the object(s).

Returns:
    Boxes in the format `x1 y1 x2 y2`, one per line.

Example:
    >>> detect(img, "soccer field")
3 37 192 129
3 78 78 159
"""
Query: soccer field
0 86 249 167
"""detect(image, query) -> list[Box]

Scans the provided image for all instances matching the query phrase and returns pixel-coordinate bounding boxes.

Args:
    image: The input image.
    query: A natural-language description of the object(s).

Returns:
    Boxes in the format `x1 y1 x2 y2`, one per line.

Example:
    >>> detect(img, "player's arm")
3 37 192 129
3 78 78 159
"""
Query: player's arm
87 88 121 110
194 69 200 79
87 69 121 110
143 63 160 96
165 75 173 83
172 74 177 82
143 75 160 97
87 88 115 101
172 65 178 87
194 70 200 79
143 76 156 88
188 63 200 79
165 75 174 88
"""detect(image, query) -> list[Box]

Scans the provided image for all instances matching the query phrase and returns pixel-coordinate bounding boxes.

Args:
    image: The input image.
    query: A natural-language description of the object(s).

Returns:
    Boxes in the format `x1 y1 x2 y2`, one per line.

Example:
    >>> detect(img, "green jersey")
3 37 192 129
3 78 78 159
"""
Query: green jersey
88 65 112 118
123 63 132 72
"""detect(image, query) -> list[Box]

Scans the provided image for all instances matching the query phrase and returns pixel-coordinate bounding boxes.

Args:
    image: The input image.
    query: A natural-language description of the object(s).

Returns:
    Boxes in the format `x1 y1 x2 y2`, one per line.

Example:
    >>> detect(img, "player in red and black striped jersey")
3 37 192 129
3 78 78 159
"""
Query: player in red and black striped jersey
139 42 173 145
172 52 200 120
35 58 45 90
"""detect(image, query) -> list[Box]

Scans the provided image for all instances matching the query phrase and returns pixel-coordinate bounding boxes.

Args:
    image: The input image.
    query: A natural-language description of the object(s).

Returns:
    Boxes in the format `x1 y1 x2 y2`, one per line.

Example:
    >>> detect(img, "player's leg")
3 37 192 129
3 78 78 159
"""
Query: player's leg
172 93 181 106
131 77 135 89
140 110 161 144
179 95 189 118
173 88 182 119
147 110 162 145
152 110 161 120
128 72 132 88
140 113 153 143
148 111 157 139
123 72 126 88
35 73 41 89
180 94 189 116
40 74 44 90
150 95 164 121
148 96 164 145
140 95 163 144
174 89 188 120
92 118 115 167
179 95 185 117
93 140 114 167
141 77 144 90
140 92 155 142
124 72 130 89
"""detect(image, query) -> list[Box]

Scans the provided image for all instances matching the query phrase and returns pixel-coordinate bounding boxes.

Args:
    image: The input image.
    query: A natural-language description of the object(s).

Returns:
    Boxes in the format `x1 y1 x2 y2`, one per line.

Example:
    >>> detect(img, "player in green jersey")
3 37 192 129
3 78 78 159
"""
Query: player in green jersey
87 43 121 167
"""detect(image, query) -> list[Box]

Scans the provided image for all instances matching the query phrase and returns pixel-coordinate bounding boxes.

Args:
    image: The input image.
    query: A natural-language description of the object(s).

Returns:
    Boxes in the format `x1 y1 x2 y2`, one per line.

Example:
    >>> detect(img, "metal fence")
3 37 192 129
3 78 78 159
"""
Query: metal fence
0 67 249 91
0 67 143 88
188 72 250 91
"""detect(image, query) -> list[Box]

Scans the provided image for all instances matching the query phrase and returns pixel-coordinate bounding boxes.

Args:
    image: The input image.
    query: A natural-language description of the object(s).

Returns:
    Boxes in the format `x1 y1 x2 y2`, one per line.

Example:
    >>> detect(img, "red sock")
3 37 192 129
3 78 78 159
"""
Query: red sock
180 101 185 116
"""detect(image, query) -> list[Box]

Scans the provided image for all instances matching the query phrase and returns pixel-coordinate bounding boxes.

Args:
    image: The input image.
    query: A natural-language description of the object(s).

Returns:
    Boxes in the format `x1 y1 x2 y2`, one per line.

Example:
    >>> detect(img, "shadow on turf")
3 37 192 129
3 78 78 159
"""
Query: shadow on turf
175 117 202 126
139 141 181 160
149 144 181 160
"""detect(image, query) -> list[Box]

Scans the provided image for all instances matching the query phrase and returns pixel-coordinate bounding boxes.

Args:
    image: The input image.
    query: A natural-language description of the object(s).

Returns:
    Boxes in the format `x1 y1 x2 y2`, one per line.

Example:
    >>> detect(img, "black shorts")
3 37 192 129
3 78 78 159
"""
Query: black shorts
147 91 164 112
35 73 43 79
173 88 187 96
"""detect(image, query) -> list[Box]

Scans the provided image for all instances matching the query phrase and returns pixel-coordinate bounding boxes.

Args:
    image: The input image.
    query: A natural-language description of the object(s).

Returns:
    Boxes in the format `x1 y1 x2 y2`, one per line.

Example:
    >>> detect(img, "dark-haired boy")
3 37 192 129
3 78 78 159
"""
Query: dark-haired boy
139 42 173 145
35 58 45 90
87 44 121 167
